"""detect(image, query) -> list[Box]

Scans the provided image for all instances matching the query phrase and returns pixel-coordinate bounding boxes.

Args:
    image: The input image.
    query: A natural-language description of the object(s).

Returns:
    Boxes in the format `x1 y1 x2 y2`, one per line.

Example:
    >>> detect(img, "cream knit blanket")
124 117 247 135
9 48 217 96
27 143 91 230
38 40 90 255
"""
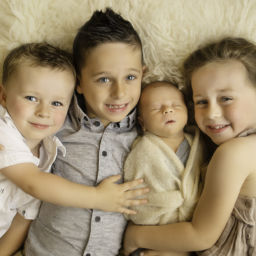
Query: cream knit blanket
124 126 205 225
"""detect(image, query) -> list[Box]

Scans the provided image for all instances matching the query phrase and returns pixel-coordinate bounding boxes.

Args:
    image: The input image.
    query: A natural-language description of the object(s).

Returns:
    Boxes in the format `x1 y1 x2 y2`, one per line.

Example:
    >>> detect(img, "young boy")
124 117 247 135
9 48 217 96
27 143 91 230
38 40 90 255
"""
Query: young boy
0 42 146 255
25 8 146 256
0 42 75 255
124 81 205 256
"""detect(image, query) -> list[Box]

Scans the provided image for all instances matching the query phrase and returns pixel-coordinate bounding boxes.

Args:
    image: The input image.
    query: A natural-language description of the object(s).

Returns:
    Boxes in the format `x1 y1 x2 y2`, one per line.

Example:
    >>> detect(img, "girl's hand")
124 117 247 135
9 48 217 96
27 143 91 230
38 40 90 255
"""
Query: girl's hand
95 175 149 214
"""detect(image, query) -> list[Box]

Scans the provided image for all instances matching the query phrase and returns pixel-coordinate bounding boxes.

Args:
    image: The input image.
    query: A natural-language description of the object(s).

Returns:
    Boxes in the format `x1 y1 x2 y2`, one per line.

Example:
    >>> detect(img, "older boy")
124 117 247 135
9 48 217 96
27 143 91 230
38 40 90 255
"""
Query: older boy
25 8 146 256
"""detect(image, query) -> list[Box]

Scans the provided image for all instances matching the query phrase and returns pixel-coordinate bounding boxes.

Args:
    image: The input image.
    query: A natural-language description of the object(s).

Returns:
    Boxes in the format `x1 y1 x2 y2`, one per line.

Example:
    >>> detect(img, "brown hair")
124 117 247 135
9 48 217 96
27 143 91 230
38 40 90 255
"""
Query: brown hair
2 42 76 86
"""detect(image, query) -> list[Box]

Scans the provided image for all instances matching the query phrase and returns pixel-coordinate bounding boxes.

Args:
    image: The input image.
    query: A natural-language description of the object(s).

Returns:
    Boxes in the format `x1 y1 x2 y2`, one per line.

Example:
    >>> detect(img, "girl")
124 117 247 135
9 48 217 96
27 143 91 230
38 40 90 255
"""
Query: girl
123 37 256 256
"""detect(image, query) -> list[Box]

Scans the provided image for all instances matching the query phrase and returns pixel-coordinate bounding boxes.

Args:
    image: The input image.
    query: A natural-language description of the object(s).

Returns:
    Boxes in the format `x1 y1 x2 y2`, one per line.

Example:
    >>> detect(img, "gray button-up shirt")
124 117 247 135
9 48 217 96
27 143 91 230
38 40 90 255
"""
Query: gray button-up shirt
25 95 138 256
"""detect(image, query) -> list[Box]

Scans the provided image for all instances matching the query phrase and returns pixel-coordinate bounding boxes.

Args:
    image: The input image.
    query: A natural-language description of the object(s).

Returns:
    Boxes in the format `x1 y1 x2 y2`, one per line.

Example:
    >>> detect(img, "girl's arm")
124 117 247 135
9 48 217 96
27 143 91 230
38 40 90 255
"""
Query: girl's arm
124 137 253 254
1 163 148 214
0 213 31 256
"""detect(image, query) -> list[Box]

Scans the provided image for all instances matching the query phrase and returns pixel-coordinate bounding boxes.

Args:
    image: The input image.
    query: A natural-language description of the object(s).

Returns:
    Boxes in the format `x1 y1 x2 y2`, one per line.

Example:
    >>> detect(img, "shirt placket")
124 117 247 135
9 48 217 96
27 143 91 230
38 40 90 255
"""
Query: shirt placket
83 129 109 256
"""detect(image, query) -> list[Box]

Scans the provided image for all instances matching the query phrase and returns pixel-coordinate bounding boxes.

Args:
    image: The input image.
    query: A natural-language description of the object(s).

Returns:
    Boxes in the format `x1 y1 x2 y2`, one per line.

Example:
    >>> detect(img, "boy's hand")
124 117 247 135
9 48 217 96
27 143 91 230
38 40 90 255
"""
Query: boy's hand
95 175 148 214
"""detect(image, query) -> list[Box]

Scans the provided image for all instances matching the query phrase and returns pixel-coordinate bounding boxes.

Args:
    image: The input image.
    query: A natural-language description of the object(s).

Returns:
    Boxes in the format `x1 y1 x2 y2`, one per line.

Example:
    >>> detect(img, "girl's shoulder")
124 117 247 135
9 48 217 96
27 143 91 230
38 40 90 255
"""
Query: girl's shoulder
217 135 256 155
213 135 256 172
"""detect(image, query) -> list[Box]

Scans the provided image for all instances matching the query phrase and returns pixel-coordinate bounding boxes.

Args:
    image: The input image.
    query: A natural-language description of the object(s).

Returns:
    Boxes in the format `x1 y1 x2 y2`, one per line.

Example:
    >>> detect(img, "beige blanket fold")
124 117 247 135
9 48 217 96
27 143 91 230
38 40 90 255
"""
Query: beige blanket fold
124 126 205 225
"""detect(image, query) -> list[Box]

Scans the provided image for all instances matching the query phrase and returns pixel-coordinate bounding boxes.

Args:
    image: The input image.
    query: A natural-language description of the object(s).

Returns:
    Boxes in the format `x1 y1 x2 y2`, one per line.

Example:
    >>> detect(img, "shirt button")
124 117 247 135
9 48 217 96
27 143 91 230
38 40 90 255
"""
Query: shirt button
84 116 88 121
95 216 101 222
86 254 91 256
102 151 107 157
93 121 100 127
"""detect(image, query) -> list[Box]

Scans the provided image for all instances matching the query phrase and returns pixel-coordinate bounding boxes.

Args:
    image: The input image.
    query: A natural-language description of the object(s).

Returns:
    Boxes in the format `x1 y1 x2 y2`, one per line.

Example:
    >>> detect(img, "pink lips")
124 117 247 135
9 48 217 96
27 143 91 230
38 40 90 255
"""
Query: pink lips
105 103 128 113
30 122 50 129
206 124 229 134
165 120 175 125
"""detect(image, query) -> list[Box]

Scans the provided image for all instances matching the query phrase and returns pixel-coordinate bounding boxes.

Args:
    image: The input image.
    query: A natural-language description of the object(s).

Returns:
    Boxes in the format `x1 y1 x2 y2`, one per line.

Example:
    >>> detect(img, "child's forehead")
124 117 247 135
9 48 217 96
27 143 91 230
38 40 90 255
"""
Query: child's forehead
84 42 142 61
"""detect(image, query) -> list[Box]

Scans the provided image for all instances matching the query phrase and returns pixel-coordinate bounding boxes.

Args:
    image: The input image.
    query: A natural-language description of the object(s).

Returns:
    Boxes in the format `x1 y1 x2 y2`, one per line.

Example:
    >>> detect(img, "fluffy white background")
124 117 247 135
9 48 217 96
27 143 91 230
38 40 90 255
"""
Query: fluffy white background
0 0 256 87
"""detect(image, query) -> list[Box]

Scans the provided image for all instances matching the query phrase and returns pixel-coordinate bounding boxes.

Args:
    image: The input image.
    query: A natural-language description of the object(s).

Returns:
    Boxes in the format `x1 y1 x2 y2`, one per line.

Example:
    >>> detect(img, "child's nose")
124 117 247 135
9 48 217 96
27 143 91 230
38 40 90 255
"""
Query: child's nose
162 106 173 114
111 82 125 99
36 103 50 118
206 103 222 119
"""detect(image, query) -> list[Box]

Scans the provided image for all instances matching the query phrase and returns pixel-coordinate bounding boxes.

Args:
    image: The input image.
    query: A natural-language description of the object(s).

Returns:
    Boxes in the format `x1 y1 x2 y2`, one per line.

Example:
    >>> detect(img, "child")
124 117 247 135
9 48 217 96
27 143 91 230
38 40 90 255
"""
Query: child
124 81 206 256
25 8 147 256
124 81 205 225
123 37 256 256
0 42 146 255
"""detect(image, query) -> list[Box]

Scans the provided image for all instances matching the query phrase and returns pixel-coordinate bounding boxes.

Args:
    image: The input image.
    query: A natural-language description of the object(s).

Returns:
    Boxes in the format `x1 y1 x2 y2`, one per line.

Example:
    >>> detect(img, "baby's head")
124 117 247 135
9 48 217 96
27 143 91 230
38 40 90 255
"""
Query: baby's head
1 43 76 146
72 8 144 126
138 81 188 139
183 37 256 145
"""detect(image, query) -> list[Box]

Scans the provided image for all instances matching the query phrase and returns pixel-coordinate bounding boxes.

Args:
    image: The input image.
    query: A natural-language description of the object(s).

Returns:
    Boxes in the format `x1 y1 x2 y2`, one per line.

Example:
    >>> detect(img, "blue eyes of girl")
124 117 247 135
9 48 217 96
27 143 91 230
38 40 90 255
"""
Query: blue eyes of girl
195 97 233 105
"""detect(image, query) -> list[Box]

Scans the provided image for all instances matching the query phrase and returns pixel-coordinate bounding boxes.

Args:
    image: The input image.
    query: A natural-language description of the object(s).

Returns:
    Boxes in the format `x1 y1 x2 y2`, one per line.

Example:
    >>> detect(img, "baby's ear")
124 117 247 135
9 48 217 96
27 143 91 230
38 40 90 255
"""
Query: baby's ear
0 84 6 106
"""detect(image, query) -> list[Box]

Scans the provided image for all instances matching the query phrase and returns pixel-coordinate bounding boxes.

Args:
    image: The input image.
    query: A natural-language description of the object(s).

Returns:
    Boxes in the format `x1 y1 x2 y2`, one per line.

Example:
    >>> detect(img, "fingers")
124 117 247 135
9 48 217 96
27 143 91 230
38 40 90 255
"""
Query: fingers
125 187 149 199
122 178 145 190
119 207 137 215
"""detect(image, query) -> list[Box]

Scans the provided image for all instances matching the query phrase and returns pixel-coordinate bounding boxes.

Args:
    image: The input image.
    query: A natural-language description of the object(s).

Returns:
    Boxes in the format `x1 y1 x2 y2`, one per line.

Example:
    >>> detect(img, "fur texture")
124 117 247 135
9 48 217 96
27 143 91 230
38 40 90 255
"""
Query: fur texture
0 0 256 87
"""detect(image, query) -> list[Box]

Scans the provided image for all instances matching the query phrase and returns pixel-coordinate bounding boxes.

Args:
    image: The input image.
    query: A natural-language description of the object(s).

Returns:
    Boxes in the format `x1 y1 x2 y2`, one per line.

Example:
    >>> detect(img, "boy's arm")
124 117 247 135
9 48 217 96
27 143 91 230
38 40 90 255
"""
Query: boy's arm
0 213 31 256
1 163 148 214
123 138 252 254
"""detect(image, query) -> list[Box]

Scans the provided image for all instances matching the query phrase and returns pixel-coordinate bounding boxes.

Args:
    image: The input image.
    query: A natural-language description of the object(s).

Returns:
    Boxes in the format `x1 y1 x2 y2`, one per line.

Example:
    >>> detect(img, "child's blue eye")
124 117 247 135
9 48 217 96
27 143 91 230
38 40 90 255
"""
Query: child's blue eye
25 96 37 102
127 75 136 81
52 101 63 107
221 96 232 102
98 77 110 83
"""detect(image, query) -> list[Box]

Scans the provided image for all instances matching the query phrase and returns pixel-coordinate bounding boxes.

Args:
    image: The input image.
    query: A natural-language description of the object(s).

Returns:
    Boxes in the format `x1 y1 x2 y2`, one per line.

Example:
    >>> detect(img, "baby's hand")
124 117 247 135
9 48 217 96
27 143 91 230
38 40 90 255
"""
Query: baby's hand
95 175 148 214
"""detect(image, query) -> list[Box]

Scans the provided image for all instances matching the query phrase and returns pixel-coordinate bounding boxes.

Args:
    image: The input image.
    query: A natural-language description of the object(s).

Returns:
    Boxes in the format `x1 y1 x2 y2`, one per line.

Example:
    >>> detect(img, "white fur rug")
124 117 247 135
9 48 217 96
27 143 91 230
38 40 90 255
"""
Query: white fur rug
0 0 256 87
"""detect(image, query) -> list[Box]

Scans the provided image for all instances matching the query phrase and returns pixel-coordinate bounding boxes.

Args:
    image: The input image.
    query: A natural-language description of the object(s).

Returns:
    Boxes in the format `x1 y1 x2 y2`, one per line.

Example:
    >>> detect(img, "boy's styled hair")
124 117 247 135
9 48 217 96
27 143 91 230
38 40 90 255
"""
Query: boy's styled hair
183 37 256 89
73 7 143 77
2 42 76 85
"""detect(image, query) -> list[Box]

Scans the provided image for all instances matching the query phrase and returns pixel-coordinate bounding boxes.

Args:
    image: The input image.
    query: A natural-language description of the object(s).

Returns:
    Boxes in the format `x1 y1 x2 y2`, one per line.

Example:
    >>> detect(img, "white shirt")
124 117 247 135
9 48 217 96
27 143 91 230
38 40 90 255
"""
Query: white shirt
0 105 65 237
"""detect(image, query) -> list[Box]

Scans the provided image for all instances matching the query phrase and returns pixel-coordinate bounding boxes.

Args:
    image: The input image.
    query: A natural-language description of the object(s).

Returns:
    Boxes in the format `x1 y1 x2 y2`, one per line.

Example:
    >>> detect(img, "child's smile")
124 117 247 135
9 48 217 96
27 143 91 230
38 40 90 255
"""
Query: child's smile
192 60 256 145
77 42 144 127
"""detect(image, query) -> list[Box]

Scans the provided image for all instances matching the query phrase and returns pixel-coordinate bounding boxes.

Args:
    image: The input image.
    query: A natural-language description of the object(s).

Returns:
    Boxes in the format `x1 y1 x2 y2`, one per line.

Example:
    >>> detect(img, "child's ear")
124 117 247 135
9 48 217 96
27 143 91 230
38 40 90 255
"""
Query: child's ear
0 84 7 106
138 115 146 132
76 84 82 94
75 75 82 94
142 65 147 76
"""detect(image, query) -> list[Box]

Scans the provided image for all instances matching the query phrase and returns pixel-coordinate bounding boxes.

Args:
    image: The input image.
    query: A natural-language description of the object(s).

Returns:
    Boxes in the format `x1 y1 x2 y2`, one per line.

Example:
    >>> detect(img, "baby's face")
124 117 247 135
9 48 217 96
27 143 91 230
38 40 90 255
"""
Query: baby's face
3 65 75 148
139 83 188 139
77 42 144 127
